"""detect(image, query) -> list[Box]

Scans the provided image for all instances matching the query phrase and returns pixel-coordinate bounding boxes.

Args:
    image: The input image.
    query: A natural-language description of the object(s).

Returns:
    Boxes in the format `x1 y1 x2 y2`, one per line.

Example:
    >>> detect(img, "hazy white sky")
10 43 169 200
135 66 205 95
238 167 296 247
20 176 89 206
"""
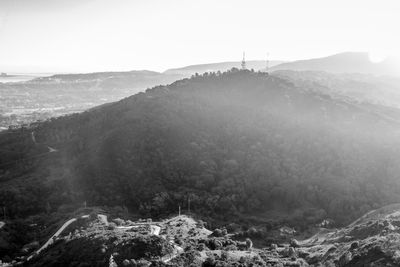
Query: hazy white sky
0 0 399 73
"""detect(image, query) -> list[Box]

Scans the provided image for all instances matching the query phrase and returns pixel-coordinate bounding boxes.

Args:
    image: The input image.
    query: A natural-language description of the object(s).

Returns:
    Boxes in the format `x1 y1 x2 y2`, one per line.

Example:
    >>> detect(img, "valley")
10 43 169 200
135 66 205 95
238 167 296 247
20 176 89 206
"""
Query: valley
2 0 399 265
0 60 283 131
1 57 400 266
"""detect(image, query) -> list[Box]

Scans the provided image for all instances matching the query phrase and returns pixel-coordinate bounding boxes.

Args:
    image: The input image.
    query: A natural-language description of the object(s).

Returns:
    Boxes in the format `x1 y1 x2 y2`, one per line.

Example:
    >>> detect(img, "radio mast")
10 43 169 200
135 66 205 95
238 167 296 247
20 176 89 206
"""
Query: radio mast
241 52 246 70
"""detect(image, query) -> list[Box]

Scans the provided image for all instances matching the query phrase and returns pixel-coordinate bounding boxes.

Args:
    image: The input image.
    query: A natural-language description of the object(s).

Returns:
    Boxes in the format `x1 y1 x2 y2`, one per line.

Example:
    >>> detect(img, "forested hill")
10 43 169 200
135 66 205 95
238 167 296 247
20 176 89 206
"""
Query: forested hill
163 60 285 75
2 68 400 226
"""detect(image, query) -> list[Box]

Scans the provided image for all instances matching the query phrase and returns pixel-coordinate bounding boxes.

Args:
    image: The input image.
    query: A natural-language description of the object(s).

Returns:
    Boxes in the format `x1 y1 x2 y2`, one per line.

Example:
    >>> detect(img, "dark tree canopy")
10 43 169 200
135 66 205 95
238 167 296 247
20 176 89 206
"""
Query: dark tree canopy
2 69 400 226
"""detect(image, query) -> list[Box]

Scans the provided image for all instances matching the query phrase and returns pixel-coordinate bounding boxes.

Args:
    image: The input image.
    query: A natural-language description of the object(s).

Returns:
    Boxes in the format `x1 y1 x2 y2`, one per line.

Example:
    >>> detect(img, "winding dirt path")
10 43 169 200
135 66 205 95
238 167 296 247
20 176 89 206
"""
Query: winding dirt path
162 242 184 263
27 215 89 261
27 214 184 264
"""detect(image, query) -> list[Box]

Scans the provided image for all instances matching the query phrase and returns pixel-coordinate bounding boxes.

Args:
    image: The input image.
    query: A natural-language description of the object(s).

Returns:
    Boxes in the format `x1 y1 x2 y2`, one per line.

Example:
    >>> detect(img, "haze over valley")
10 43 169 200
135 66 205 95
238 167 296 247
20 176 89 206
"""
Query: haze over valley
1 0 400 266
1 53 399 131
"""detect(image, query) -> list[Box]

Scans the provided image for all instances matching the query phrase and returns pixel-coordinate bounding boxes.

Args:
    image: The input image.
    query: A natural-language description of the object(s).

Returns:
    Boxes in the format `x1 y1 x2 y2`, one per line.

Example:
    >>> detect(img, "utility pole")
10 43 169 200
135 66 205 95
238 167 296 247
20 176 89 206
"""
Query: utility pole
178 205 181 216
3 206 6 221
266 52 270 73
188 195 191 213
241 52 246 70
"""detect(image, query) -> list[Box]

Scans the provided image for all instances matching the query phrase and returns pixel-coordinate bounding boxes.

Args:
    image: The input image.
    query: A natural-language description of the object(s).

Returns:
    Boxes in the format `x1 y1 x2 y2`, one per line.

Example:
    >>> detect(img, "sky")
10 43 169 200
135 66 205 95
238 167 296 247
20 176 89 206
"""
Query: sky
0 0 399 73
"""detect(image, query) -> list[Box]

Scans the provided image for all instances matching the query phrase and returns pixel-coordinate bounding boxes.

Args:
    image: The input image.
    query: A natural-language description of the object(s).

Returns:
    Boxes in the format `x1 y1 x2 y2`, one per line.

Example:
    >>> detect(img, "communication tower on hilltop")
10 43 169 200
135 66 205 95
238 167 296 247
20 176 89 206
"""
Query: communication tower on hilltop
241 52 246 70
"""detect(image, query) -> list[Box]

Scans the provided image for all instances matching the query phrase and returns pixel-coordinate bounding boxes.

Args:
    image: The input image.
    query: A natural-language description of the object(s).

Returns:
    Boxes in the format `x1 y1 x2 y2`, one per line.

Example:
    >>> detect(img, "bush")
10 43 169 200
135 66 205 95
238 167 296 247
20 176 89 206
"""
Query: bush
108 222 117 230
202 256 216 267
113 218 125 226
212 229 223 237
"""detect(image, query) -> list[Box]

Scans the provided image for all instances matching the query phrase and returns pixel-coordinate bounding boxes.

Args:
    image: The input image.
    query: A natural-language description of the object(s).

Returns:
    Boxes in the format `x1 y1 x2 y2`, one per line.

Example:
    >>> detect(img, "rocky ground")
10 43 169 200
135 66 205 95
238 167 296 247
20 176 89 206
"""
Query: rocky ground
3 205 400 266
297 203 400 266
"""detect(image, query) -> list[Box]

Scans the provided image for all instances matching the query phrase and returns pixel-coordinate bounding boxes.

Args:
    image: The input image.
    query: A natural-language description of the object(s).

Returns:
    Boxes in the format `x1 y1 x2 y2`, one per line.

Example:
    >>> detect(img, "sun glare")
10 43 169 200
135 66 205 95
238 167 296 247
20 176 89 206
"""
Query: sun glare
368 51 388 63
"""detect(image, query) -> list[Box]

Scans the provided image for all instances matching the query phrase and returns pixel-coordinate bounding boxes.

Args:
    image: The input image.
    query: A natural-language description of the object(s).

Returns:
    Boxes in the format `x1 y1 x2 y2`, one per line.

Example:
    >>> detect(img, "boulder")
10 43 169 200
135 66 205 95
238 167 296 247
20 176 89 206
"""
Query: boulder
290 238 300 248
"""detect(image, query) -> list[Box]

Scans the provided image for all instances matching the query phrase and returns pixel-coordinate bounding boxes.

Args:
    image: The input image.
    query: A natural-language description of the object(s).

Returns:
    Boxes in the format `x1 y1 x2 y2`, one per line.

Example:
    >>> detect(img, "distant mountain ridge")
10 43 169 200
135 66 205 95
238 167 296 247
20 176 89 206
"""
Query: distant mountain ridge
2 52 400 83
270 52 400 76
273 70 400 110
32 70 164 82
2 52 400 130
163 60 285 75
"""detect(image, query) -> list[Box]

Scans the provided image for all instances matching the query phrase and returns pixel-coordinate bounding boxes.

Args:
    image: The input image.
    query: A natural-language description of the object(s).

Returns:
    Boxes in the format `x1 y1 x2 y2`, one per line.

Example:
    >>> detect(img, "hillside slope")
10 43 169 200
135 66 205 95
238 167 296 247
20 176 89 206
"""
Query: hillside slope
297 203 400 266
15 206 400 266
273 70 400 110
2 69 400 227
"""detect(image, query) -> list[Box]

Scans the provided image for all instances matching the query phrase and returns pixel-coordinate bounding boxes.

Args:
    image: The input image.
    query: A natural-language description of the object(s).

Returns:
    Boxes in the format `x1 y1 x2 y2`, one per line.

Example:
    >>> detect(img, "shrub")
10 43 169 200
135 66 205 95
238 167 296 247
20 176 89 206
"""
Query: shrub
108 222 117 230
113 218 125 226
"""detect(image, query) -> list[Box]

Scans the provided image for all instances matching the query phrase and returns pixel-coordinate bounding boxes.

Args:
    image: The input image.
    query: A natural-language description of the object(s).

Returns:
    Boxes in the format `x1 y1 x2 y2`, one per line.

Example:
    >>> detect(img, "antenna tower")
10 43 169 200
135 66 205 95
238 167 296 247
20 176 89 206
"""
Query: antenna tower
241 52 246 70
